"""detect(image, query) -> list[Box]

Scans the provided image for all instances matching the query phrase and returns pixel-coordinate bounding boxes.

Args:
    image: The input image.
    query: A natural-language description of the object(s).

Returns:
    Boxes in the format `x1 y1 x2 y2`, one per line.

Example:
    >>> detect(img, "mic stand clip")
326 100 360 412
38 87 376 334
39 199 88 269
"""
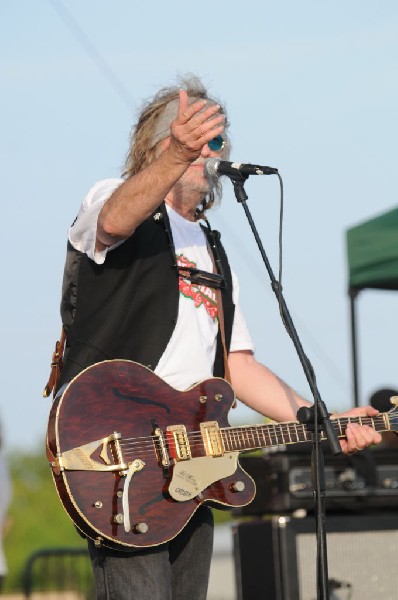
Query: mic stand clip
229 172 249 203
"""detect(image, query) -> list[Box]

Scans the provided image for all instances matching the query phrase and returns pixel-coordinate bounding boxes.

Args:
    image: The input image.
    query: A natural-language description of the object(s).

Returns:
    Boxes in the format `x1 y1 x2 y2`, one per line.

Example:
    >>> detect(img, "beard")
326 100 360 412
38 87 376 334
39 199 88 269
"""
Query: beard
165 161 219 220
177 165 212 199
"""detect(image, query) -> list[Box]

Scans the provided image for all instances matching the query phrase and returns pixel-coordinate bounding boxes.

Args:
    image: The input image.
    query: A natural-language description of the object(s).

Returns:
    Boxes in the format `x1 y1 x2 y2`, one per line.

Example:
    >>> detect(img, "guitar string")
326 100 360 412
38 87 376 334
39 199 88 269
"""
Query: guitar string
118 415 384 448
115 416 386 460
118 414 384 445
117 416 384 450
117 423 311 449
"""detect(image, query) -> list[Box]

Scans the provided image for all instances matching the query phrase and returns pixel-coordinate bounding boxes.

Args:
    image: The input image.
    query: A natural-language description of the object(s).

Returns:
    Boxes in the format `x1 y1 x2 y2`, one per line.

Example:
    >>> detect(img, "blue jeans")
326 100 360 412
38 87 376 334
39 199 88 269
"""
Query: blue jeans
87 506 214 599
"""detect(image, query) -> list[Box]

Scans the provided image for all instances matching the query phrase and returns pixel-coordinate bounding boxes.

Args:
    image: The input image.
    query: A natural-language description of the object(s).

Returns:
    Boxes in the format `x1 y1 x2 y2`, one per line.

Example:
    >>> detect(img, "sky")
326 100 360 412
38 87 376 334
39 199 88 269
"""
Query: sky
1 1 397 453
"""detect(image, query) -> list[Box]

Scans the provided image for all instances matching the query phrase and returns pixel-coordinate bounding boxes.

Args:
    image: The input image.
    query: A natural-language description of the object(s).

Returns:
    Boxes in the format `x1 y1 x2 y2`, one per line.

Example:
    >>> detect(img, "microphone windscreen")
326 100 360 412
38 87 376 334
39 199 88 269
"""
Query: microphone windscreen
204 158 220 178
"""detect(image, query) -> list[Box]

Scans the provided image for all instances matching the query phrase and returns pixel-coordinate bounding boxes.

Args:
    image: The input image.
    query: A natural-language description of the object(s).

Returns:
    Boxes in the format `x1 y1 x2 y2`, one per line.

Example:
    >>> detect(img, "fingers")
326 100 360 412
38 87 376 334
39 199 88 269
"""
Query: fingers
342 423 382 455
338 404 378 418
169 90 225 160
178 89 205 124
332 404 382 455
363 405 379 417
178 89 220 126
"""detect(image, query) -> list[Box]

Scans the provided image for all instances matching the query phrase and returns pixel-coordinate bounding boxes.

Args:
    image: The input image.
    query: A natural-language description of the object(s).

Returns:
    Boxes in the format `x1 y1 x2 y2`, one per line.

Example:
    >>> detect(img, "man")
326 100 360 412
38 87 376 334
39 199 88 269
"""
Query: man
55 76 381 599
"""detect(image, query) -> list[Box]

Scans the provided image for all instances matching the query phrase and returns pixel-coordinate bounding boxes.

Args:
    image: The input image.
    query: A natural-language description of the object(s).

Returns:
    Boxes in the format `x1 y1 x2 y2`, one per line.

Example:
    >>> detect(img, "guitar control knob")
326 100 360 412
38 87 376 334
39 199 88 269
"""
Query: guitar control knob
134 522 149 534
113 513 124 524
230 481 245 493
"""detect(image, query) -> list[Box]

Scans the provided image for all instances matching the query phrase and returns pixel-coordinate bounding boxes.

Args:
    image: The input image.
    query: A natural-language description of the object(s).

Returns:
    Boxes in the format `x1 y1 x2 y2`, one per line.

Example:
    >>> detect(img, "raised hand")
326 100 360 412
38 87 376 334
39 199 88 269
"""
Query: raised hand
169 90 225 163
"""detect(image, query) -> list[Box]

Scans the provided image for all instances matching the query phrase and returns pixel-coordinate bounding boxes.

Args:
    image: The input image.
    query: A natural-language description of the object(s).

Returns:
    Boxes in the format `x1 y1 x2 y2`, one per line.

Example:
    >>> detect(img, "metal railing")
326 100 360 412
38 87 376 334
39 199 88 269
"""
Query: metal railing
22 547 95 599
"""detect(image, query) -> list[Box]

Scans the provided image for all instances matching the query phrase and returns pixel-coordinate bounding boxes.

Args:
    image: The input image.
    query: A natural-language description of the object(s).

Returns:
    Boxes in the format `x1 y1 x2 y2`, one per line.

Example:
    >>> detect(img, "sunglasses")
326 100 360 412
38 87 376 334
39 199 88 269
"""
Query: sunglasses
208 135 225 152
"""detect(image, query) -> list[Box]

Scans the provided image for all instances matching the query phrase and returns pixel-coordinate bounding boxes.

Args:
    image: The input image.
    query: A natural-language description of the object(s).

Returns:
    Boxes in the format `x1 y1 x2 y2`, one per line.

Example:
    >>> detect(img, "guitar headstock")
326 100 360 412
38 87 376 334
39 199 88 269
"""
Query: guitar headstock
387 396 398 432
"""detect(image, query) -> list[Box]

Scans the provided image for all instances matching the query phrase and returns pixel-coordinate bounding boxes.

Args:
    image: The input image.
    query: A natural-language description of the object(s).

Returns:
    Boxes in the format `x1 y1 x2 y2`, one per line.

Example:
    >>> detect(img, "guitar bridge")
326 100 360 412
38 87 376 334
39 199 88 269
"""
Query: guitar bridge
200 421 224 457
152 420 171 470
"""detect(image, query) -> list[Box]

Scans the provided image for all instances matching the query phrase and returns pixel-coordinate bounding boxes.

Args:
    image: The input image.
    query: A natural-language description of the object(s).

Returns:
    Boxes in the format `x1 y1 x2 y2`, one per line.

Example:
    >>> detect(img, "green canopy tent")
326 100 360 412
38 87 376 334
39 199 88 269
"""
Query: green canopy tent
346 207 398 406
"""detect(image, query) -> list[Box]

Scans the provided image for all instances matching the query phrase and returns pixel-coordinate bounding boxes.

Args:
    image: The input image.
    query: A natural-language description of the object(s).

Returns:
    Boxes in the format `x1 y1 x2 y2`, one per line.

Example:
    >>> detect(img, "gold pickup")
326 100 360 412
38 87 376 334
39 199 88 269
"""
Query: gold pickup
200 421 224 457
167 425 191 460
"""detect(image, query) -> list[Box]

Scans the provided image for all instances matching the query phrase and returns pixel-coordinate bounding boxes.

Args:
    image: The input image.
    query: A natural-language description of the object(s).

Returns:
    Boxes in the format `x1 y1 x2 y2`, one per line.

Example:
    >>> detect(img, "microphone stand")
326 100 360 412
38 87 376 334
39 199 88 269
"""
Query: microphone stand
229 174 341 600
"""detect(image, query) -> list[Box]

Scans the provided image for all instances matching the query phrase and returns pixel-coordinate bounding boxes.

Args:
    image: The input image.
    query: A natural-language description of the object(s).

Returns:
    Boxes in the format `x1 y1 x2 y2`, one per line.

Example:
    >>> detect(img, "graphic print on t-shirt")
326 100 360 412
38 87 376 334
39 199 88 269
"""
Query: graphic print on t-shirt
177 254 218 321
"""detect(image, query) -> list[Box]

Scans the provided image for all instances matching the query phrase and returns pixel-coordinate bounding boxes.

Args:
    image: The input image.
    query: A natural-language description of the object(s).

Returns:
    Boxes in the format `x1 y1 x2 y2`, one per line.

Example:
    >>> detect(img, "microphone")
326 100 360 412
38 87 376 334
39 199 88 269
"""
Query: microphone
205 157 278 178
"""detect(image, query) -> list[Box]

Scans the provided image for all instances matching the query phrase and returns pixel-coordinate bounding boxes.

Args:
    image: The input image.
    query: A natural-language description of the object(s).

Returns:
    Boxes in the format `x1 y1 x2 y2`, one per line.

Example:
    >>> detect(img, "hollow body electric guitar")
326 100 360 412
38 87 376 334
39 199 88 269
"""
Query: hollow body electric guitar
46 360 398 550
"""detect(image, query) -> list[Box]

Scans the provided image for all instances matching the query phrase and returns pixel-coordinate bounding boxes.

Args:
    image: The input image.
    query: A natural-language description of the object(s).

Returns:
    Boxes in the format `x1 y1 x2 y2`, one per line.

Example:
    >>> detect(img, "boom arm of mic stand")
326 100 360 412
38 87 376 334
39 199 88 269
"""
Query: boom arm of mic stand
230 176 339 600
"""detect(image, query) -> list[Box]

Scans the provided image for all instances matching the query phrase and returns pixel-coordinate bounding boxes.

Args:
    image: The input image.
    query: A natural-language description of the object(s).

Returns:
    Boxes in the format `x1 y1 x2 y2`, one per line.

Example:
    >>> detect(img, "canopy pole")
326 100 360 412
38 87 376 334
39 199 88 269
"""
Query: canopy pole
349 289 360 407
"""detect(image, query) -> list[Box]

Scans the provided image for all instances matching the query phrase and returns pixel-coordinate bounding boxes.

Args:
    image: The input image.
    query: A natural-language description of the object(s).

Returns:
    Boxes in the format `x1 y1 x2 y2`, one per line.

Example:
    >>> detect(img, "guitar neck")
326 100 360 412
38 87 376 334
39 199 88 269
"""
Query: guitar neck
222 413 391 453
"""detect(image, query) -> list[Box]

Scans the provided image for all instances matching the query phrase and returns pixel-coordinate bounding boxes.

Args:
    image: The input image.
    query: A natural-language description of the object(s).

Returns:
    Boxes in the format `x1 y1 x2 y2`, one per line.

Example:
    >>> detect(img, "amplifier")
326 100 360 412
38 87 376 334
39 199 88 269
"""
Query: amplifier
234 447 398 515
233 513 398 599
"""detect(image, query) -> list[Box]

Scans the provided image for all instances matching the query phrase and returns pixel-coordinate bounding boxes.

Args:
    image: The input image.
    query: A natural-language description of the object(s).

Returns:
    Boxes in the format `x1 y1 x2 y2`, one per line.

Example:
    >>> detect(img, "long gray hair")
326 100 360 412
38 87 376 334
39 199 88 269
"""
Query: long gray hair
123 75 230 219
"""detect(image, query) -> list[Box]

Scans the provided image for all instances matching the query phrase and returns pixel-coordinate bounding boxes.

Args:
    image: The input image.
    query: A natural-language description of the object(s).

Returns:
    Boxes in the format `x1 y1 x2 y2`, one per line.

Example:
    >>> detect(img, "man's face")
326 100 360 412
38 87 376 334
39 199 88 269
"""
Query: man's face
161 134 224 195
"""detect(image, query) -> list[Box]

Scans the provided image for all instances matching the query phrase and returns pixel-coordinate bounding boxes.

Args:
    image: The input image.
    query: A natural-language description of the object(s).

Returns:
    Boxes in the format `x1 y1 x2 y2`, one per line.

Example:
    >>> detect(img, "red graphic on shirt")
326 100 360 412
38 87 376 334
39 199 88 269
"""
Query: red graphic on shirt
177 254 218 321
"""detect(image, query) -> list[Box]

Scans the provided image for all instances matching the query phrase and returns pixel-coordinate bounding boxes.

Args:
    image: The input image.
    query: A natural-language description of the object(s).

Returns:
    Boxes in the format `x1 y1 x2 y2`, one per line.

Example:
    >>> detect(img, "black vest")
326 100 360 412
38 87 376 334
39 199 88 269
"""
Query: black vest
58 207 235 389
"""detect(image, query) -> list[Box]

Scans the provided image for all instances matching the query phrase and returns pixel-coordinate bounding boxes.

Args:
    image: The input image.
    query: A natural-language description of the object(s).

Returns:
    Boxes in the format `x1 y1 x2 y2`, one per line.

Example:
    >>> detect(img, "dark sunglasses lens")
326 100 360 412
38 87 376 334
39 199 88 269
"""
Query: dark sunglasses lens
208 135 224 151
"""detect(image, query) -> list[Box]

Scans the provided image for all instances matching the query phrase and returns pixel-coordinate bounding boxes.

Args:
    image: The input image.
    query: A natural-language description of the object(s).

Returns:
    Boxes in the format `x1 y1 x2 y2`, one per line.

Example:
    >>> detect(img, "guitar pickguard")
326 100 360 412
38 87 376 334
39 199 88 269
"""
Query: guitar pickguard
168 452 239 501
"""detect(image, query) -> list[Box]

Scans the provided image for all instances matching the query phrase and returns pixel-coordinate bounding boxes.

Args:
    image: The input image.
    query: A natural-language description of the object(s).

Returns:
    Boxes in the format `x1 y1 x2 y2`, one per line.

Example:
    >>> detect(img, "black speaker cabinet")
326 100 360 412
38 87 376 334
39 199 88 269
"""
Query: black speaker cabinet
233 513 398 600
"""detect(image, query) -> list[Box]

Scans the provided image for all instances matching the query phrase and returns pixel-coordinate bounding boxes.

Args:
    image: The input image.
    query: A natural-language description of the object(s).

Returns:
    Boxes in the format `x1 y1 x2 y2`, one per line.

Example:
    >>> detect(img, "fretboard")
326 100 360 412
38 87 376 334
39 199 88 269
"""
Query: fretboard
221 413 391 453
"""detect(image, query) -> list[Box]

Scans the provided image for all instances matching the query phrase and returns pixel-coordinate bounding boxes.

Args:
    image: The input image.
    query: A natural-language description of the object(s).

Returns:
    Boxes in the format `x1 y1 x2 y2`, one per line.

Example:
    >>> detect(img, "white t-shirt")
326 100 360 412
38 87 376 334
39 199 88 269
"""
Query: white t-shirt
69 179 254 390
